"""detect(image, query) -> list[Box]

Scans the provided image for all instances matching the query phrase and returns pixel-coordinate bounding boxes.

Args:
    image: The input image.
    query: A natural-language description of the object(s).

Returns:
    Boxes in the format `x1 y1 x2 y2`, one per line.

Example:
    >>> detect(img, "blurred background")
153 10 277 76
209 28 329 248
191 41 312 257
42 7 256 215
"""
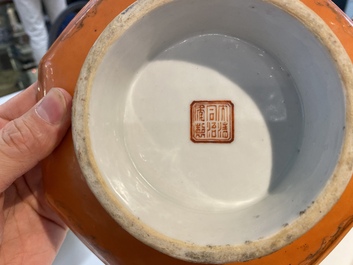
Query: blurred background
0 0 353 264
0 0 352 98
0 0 88 97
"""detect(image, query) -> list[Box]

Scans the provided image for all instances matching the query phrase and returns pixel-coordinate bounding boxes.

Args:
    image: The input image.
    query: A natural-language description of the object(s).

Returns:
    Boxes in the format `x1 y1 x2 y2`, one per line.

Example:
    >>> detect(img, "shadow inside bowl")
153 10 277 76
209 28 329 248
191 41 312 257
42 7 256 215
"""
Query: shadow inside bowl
75 0 347 255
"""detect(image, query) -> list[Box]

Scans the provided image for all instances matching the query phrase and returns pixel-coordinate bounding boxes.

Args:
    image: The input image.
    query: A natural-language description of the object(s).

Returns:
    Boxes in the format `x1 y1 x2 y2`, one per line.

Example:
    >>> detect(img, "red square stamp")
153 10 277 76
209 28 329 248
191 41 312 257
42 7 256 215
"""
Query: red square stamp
190 100 234 143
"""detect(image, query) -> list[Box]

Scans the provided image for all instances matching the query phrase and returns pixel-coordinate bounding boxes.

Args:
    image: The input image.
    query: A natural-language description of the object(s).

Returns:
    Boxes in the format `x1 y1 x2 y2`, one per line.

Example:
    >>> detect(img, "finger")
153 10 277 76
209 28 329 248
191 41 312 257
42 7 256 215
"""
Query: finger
0 82 38 122
0 88 72 192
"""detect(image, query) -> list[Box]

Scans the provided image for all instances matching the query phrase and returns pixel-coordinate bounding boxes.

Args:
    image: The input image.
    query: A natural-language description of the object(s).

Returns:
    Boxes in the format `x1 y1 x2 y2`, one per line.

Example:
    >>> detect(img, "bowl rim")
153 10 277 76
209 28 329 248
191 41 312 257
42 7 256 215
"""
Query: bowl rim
72 0 353 263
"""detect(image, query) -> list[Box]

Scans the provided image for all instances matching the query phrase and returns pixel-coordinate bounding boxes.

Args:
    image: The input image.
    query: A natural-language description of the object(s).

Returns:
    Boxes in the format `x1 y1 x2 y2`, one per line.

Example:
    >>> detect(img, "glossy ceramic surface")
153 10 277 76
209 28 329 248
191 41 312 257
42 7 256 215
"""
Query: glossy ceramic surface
38 0 353 264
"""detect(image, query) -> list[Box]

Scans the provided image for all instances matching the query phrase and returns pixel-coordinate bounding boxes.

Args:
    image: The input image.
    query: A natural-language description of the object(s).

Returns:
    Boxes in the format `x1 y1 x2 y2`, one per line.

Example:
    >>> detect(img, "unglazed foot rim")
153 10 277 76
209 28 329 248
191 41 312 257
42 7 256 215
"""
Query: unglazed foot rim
72 0 353 263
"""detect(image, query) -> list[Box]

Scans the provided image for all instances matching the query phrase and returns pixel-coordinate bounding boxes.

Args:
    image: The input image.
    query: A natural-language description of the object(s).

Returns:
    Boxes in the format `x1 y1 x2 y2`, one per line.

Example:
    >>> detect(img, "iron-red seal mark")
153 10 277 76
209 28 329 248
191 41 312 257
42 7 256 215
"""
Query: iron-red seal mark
190 100 234 143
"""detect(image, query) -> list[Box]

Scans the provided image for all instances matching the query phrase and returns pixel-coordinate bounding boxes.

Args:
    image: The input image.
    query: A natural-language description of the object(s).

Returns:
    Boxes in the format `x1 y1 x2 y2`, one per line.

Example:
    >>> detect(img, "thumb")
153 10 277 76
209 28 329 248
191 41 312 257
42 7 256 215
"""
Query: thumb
0 88 72 192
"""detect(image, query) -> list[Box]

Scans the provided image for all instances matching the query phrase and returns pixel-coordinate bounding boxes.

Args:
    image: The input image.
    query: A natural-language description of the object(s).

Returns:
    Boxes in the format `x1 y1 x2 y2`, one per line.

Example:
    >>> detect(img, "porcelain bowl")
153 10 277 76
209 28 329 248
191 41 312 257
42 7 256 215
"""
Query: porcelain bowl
70 0 353 263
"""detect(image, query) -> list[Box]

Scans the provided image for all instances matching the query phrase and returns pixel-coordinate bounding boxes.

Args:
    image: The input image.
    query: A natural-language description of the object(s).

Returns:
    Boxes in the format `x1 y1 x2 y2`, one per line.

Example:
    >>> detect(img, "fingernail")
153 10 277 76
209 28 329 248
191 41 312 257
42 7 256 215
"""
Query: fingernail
35 88 67 124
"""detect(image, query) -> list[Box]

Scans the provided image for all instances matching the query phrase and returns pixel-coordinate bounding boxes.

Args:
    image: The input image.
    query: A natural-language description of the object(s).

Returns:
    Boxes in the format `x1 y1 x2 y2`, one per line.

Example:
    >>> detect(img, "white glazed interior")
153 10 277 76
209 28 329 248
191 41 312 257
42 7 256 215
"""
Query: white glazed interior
73 0 353 263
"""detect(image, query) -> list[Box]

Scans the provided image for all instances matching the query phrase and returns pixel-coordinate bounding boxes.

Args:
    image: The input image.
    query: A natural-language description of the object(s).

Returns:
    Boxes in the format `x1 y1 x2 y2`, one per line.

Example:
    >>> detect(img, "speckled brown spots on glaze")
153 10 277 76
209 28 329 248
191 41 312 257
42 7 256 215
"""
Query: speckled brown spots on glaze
314 0 325 6
33 0 353 264
313 0 353 37
300 210 306 216
299 215 353 265
60 0 103 42
72 0 353 263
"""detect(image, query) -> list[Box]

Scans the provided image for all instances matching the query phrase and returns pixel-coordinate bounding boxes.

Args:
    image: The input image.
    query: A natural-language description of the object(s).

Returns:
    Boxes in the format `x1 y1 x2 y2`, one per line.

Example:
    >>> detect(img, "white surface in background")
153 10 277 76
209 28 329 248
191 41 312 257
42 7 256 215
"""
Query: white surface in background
0 93 103 264
0 5 351 264
53 232 103 265
53 228 353 265
53 227 353 265
0 91 21 105
2 2 353 255
321 228 353 265
1 87 353 264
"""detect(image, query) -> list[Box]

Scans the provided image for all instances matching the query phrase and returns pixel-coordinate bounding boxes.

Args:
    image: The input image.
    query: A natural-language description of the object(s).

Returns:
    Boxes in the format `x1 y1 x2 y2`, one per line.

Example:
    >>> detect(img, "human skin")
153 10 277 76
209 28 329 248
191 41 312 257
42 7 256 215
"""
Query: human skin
0 83 72 265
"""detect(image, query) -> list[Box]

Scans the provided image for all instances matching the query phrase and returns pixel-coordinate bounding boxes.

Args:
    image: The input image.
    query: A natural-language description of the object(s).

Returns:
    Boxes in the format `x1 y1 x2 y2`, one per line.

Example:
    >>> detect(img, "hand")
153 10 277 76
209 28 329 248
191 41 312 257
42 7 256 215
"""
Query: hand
0 83 72 264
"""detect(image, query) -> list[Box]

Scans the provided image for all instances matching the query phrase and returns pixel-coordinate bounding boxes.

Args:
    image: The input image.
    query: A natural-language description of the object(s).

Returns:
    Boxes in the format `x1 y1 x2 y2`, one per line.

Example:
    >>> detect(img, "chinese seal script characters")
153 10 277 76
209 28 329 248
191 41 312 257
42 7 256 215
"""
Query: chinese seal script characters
190 100 234 143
